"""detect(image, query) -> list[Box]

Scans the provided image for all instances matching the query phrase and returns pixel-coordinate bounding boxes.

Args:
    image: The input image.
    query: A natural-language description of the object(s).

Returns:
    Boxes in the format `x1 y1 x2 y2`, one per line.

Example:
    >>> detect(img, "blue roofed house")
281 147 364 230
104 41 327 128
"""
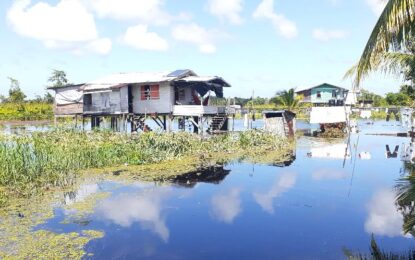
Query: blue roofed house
295 83 349 106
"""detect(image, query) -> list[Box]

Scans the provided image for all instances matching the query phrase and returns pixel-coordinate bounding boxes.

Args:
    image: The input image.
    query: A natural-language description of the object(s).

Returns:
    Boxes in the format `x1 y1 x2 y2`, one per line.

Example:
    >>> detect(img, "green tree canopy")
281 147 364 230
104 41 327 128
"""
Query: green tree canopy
273 88 302 110
7 77 26 103
48 69 68 88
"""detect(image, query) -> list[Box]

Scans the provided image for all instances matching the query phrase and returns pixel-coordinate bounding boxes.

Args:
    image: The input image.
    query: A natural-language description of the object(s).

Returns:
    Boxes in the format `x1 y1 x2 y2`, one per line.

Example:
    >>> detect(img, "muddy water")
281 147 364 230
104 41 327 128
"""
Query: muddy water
2 120 415 259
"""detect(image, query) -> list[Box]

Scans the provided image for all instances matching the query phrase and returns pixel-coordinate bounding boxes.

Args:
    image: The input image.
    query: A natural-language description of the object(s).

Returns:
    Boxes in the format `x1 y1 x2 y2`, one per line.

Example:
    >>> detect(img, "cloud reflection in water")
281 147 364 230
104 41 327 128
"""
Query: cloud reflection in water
210 188 242 224
97 188 170 242
253 172 297 214
365 189 408 238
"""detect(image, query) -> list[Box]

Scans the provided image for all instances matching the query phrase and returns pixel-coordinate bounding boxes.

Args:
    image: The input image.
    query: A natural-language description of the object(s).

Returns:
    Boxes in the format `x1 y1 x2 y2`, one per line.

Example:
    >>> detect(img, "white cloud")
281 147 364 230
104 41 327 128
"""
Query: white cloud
7 0 111 55
123 24 169 51
83 0 187 26
207 0 243 25
312 29 348 42
366 0 387 15
365 189 408 238
253 0 297 39
253 172 296 214
85 38 112 55
171 23 219 54
211 188 242 223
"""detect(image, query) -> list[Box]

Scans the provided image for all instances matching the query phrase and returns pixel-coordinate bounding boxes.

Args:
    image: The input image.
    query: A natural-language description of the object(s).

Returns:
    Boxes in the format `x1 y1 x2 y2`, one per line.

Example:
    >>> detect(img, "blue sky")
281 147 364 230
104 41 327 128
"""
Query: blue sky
0 0 398 99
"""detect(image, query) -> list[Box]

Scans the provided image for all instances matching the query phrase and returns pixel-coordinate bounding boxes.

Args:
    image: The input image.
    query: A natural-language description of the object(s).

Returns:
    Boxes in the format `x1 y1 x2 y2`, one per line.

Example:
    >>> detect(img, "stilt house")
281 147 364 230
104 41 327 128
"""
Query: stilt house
49 69 233 133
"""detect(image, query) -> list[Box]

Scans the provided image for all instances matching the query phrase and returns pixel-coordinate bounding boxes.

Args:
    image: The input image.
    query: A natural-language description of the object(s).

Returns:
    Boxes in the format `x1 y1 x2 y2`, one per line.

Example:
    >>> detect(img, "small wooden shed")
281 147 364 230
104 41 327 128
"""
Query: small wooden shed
263 110 296 137
47 84 84 116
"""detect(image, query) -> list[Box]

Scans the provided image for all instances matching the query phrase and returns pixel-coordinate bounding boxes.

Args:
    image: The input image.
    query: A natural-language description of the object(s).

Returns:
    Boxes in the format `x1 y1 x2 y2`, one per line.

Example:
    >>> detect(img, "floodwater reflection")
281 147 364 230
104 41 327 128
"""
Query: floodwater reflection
172 165 231 188
253 172 297 214
210 188 242 224
97 188 170 242
365 189 406 238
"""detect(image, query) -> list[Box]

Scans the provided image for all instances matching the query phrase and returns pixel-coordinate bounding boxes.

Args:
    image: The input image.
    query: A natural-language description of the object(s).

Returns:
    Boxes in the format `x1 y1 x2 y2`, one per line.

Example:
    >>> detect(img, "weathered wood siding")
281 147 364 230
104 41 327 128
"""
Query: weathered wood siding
85 90 125 114
54 103 83 115
120 86 129 113
132 82 174 114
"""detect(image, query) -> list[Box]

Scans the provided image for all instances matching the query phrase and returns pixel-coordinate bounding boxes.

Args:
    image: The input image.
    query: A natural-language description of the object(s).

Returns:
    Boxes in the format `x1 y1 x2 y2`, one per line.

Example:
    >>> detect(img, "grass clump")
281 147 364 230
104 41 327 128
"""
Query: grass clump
0 102 53 121
0 129 292 199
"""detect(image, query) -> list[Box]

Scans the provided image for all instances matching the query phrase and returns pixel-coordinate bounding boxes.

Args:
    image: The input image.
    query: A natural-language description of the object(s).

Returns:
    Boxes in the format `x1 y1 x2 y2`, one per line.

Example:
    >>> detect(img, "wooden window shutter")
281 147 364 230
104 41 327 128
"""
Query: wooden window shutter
151 85 160 99
140 86 146 100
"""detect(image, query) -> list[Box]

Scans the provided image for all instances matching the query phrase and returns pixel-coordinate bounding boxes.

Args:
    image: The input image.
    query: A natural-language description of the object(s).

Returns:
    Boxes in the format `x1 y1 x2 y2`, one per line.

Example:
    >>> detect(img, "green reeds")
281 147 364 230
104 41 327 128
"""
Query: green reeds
0 130 290 197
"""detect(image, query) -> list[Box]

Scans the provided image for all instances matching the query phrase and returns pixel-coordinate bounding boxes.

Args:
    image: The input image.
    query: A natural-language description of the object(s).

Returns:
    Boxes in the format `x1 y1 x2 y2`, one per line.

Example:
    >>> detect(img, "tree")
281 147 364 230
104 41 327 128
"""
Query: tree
48 69 68 88
273 88 302 110
385 92 410 106
347 0 415 87
359 89 388 107
8 77 26 103
43 92 54 103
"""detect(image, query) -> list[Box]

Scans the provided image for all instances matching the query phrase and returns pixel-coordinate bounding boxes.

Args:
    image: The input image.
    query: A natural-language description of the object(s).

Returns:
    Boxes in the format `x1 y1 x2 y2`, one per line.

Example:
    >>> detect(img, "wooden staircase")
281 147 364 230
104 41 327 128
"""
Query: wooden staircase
208 116 227 133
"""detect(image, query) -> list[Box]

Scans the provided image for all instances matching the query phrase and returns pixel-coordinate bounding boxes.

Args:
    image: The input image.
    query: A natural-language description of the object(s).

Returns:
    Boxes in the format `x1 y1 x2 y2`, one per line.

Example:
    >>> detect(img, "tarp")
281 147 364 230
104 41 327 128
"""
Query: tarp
310 107 349 124
55 88 83 105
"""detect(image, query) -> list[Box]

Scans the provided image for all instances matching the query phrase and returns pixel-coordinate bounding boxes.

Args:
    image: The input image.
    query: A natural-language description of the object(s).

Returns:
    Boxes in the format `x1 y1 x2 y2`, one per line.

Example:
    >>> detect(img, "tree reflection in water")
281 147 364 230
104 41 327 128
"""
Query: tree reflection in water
344 235 415 259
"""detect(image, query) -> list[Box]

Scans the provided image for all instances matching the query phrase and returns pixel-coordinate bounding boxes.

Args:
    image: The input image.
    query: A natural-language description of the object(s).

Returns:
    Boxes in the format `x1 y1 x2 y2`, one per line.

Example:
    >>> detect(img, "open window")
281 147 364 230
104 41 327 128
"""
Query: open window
140 85 160 100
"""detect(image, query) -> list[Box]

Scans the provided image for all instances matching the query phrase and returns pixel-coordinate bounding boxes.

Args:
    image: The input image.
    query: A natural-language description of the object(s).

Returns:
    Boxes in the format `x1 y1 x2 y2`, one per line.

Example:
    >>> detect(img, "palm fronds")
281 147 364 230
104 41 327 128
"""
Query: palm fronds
347 0 415 87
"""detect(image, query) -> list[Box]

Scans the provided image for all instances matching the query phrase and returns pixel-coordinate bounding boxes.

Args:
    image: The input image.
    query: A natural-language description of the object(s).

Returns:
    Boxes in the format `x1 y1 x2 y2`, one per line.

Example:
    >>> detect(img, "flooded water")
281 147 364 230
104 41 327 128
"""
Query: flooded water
2 120 415 259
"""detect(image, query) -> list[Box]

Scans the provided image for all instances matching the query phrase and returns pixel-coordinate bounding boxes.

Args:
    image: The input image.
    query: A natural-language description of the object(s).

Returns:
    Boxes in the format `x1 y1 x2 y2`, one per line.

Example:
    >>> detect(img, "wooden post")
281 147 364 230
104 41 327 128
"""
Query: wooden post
162 115 167 131
167 115 173 133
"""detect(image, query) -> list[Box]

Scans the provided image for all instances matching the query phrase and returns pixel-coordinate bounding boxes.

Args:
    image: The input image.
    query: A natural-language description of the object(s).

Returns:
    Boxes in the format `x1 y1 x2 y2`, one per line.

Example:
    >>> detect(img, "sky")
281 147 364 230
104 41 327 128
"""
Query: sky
0 0 401 99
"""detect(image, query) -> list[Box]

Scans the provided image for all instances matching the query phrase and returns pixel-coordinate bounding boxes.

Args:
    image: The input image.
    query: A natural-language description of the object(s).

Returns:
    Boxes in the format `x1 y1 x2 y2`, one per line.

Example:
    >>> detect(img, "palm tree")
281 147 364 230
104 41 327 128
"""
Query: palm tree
347 0 415 87
274 88 302 110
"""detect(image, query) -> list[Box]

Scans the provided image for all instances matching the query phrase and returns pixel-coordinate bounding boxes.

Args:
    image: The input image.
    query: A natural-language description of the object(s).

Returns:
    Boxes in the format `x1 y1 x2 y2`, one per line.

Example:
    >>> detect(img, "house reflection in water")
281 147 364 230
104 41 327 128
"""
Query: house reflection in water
171 165 231 188
307 143 350 160
273 151 296 167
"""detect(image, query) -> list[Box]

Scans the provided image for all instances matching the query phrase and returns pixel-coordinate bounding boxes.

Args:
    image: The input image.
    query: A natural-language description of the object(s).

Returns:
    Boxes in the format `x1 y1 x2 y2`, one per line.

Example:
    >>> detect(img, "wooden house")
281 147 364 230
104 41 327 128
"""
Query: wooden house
50 69 233 133
263 110 296 137
295 83 349 106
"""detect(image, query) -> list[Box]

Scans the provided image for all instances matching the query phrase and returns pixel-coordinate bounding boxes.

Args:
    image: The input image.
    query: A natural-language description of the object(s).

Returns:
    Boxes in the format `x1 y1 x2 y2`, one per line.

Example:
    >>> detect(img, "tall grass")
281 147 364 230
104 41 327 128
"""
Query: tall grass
0 103 53 121
0 130 290 195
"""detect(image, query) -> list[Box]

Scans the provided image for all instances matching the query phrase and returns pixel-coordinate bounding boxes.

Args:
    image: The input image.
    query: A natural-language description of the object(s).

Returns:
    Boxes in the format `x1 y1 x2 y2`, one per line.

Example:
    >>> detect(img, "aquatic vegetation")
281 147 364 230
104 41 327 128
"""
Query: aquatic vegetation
0 193 104 259
0 102 53 121
0 129 292 200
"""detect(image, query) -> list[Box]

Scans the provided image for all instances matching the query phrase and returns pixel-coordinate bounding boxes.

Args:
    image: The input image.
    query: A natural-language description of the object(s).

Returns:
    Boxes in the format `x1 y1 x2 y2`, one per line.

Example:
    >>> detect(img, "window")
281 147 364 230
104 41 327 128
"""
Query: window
317 91 321 99
140 85 160 100
84 94 92 105
332 90 337 98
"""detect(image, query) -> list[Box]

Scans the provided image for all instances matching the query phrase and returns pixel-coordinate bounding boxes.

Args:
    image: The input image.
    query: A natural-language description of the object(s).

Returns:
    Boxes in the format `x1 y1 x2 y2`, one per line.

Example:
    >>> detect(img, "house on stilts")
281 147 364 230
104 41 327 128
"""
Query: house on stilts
48 69 234 133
